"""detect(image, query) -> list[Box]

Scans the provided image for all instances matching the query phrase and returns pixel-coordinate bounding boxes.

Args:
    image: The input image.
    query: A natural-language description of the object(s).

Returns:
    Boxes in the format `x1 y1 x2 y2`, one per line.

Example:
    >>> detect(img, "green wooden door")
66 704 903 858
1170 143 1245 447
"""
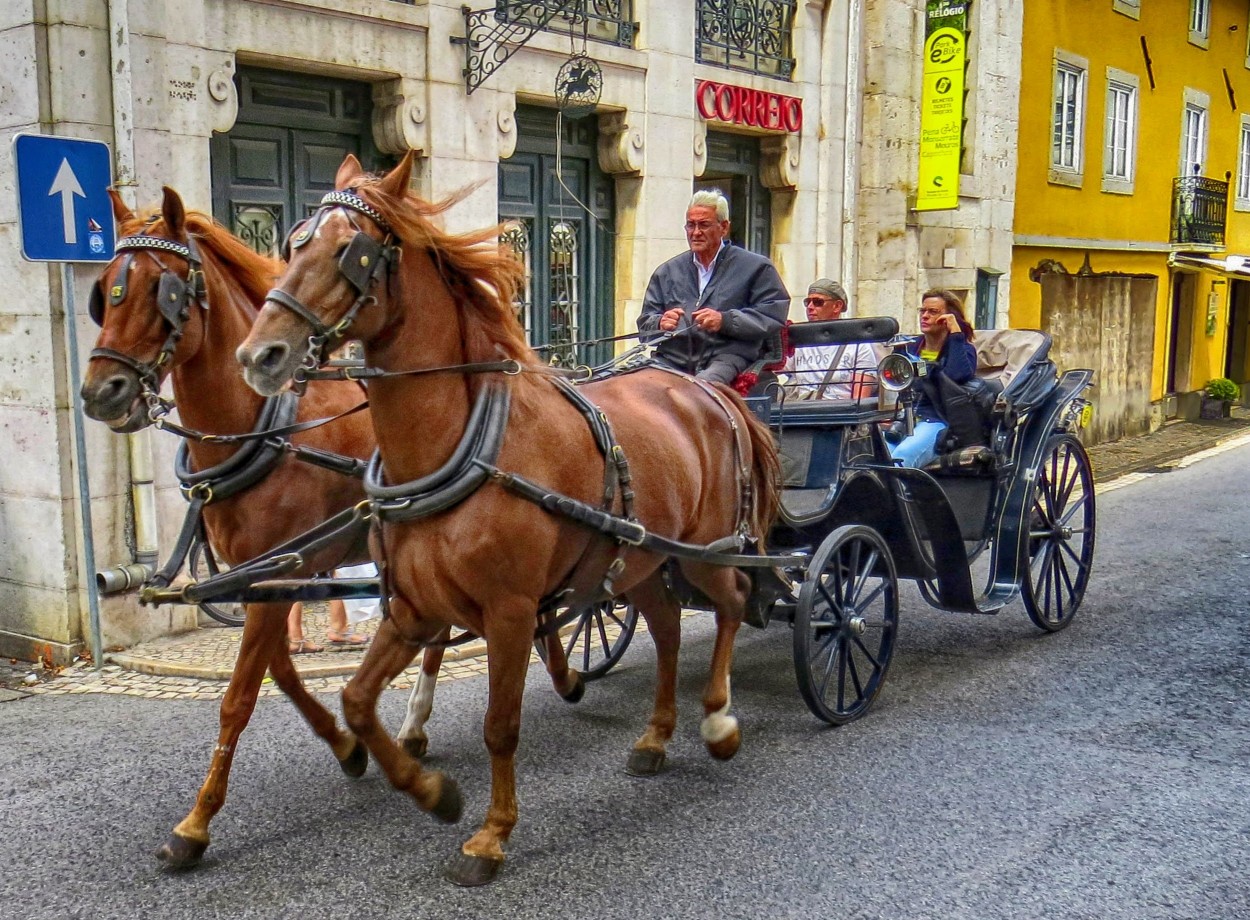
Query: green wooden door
211 67 388 257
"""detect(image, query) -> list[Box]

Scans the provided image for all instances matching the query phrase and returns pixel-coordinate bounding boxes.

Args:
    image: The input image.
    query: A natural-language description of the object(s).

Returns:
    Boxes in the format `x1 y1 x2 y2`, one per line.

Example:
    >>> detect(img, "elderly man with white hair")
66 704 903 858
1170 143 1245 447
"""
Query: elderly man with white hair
637 188 790 385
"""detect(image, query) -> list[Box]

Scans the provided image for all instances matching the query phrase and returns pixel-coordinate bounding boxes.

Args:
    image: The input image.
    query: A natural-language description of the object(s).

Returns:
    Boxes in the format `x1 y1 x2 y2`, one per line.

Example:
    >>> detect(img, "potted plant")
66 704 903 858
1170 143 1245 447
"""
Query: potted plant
1200 377 1239 419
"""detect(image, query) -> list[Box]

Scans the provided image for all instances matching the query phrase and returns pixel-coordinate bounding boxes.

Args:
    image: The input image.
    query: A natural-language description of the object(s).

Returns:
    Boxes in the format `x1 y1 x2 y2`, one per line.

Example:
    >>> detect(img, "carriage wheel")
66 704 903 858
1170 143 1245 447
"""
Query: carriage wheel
794 525 899 725
1021 434 1096 632
188 537 246 627
534 600 639 682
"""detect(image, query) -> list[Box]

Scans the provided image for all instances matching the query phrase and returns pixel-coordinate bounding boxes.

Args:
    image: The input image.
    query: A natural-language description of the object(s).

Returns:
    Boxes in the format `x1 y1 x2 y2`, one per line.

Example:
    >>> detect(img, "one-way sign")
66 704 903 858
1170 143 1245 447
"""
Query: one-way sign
13 133 115 262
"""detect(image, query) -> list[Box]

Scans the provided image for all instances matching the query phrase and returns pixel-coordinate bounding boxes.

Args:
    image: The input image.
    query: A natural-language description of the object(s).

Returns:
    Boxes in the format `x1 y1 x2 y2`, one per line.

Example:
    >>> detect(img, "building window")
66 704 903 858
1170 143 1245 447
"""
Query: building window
1103 71 1138 193
1181 98 1208 177
1190 0 1210 48
1050 51 1087 187
1112 0 1140 20
695 0 797 80
1236 117 1250 210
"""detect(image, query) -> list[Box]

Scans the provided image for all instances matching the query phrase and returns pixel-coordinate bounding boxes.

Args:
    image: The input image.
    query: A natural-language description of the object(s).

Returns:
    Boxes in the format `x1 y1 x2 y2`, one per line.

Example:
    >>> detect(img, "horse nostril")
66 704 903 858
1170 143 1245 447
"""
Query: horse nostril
256 343 289 376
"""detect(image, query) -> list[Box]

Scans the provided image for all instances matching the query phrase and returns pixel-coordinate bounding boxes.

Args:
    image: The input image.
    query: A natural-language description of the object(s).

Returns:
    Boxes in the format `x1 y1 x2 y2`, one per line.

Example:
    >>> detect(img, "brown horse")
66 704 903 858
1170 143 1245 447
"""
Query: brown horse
236 152 781 885
79 189 585 869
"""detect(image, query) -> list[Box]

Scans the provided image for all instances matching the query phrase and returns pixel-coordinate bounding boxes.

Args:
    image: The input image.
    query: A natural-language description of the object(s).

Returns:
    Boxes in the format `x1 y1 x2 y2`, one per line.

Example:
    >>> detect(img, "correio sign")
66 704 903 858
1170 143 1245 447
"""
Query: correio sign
695 79 803 134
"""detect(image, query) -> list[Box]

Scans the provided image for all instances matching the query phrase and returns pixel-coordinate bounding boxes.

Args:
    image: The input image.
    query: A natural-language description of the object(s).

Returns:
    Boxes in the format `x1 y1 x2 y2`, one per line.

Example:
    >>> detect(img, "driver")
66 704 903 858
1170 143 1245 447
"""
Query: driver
637 189 789 385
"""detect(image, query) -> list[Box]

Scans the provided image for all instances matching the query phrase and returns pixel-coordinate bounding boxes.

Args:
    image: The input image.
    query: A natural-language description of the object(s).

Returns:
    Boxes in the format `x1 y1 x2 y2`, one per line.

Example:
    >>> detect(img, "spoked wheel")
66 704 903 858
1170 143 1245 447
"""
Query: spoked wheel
794 525 899 725
535 600 639 682
1022 433 1095 632
188 536 246 627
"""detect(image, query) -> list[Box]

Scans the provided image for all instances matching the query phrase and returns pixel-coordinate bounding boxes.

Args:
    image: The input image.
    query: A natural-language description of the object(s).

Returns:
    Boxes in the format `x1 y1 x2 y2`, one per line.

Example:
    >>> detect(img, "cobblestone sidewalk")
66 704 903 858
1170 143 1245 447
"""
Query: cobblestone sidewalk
5 409 1250 702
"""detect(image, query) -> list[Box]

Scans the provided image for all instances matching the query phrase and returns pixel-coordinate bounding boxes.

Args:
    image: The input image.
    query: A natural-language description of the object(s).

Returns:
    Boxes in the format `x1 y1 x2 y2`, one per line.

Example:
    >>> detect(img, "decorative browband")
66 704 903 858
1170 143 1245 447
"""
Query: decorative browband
321 190 392 233
115 235 193 259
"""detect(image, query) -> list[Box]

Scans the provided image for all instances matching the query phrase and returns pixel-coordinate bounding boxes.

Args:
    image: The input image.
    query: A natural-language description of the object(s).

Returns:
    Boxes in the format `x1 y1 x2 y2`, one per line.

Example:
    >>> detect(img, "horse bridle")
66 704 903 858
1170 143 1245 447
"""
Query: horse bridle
88 231 207 402
266 190 400 389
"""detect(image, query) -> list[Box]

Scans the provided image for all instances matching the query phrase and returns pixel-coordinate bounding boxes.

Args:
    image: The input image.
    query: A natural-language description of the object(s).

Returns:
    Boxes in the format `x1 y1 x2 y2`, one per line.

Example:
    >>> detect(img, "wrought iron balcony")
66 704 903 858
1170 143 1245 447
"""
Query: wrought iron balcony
1171 176 1228 248
696 0 797 80
493 0 636 48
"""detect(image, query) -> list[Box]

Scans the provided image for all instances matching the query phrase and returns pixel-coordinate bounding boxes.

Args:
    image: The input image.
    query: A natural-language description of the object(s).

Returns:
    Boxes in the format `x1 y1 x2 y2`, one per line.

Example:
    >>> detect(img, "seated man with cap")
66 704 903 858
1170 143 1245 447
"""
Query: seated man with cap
787 279 880 400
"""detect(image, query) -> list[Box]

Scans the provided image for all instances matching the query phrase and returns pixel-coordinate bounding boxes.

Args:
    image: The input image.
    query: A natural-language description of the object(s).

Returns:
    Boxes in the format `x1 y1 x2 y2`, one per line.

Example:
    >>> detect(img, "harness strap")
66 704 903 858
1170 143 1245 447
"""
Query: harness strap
174 392 299 501
366 382 511 521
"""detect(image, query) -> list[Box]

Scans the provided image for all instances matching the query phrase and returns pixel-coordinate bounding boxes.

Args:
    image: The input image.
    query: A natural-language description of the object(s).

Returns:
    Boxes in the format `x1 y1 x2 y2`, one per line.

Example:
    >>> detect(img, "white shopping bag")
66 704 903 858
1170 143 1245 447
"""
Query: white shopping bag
337 562 380 624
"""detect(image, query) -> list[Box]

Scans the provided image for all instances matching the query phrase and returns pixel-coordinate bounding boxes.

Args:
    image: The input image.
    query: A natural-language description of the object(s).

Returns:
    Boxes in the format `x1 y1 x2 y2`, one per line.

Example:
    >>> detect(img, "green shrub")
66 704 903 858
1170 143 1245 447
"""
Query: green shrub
1204 377 1240 402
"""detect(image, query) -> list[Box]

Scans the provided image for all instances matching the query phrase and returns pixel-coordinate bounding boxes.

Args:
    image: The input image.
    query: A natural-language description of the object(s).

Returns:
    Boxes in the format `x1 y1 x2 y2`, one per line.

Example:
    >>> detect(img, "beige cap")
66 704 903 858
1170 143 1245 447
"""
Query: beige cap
807 279 848 303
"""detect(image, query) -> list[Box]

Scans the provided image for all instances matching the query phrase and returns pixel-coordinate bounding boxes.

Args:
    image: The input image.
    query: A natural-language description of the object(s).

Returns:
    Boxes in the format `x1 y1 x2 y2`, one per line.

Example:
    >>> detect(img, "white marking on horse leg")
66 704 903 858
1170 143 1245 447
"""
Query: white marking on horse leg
700 678 738 745
397 669 436 746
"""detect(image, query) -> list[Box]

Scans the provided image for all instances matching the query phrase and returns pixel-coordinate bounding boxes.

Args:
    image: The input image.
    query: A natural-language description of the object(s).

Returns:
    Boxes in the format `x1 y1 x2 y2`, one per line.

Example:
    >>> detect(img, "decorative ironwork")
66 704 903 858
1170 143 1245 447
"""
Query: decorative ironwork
500 220 535 339
1171 176 1228 247
556 54 603 118
233 204 282 258
696 0 796 80
457 1 636 96
548 220 581 367
496 0 635 46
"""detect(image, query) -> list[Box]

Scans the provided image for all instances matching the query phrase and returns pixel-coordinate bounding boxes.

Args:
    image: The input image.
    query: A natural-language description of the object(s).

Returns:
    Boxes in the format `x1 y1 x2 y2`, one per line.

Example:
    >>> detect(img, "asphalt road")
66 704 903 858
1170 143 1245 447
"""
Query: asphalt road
2 442 1248 920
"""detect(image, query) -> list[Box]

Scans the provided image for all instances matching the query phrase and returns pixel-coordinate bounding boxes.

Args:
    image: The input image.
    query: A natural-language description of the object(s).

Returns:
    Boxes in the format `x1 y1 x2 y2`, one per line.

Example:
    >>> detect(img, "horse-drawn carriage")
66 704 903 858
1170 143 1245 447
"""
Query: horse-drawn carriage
82 154 1094 884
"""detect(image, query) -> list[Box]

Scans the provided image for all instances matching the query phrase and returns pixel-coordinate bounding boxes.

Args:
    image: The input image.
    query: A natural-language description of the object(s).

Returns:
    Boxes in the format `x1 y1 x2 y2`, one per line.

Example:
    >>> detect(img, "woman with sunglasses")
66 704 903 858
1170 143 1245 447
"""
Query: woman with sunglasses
889 289 978 468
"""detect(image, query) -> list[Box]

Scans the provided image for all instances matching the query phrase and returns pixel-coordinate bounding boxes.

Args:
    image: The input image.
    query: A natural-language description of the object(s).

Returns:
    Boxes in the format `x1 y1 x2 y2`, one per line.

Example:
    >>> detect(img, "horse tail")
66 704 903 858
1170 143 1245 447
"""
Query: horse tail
714 386 781 550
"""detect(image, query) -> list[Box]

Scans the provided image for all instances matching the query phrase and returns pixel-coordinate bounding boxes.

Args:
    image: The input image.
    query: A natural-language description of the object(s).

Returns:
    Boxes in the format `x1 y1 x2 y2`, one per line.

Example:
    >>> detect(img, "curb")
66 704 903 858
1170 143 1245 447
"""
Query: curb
106 634 491 681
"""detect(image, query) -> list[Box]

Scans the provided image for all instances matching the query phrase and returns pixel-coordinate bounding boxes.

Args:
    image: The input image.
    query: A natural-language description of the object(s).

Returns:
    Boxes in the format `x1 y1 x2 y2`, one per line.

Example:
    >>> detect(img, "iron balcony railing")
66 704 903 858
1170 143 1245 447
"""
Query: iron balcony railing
1171 176 1228 247
696 0 797 80
493 0 636 48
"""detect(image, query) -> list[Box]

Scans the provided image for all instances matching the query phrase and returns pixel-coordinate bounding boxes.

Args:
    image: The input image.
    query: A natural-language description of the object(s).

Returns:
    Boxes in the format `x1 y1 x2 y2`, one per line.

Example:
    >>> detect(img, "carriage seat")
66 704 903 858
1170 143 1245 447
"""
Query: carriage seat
973 329 1053 408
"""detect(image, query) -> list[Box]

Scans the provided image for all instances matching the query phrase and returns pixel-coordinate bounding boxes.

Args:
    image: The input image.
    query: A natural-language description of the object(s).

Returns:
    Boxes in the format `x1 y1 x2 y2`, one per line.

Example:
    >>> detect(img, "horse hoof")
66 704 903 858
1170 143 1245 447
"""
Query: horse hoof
339 738 368 778
625 748 666 777
706 726 741 761
561 672 585 704
156 833 207 870
444 852 503 887
402 735 428 759
429 776 463 824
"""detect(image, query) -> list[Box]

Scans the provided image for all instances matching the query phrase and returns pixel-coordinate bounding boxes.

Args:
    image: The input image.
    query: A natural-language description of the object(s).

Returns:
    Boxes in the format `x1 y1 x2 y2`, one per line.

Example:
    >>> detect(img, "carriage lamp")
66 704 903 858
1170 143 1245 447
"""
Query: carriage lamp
877 353 917 392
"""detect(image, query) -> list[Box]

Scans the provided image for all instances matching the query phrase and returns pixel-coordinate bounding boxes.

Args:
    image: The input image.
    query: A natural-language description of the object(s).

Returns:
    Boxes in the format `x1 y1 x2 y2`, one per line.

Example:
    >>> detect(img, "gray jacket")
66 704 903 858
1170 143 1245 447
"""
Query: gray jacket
638 244 790 372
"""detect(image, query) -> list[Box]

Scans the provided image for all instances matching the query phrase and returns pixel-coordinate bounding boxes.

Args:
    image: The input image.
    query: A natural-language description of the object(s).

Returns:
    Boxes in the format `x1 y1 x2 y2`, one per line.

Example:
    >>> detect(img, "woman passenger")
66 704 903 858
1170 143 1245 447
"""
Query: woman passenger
889 289 978 468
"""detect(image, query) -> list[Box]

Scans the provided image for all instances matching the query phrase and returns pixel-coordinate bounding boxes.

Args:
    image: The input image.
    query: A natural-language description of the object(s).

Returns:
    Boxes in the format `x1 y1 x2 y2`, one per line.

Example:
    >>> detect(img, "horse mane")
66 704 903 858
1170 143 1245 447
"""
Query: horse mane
347 179 532 365
120 207 282 310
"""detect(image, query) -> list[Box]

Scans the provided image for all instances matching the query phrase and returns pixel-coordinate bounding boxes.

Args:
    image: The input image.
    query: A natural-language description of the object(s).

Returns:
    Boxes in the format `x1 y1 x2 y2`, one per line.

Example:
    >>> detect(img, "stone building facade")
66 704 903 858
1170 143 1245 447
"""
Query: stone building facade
0 0 1022 659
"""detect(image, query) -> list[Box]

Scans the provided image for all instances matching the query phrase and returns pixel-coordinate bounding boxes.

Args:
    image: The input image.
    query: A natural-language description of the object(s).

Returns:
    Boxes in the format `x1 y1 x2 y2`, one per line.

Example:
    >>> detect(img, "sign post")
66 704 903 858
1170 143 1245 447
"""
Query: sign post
916 1 968 212
13 133 116 669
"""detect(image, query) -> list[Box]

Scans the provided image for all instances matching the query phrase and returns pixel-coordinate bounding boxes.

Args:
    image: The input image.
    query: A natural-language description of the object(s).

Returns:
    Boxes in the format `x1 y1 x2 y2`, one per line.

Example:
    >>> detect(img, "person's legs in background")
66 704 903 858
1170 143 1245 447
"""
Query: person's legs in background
287 603 324 655
888 420 947 468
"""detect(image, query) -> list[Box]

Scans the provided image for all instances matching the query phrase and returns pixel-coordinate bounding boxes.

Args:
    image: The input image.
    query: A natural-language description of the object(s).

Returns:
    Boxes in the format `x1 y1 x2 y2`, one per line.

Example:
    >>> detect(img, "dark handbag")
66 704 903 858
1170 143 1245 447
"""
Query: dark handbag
919 373 991 452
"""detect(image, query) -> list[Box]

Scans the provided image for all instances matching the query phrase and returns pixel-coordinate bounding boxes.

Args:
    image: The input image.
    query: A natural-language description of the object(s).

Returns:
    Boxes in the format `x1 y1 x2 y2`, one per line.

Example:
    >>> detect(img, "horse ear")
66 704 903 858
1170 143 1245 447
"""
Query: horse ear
108 189 135 226
376 151 415 200
335 154 366 189
161 186 187 238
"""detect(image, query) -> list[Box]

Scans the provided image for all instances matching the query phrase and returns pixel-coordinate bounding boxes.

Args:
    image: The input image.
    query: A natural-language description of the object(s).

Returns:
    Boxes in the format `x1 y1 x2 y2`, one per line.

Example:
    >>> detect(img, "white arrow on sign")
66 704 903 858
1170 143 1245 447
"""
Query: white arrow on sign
48 158 86 245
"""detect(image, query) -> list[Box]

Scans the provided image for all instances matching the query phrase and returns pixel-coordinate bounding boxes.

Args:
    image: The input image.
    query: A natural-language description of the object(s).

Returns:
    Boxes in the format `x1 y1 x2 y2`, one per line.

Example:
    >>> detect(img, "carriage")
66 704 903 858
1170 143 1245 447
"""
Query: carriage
85 158 1094 884
526 315 1096 724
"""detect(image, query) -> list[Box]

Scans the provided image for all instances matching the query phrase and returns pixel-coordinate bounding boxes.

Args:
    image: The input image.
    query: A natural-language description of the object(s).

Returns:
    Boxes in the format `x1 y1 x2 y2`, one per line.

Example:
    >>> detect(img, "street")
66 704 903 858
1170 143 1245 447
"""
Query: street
2 440 1248 920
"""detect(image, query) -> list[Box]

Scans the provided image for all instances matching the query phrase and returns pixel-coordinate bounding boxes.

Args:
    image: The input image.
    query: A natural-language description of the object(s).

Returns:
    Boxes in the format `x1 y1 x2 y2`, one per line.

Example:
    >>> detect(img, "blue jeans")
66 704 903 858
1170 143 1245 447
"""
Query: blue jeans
889 420 947 468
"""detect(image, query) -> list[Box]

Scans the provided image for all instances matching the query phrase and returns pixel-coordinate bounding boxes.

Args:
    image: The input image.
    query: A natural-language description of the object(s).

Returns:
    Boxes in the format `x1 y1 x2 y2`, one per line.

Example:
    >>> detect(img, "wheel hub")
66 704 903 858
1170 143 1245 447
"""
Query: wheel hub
847 614 865 637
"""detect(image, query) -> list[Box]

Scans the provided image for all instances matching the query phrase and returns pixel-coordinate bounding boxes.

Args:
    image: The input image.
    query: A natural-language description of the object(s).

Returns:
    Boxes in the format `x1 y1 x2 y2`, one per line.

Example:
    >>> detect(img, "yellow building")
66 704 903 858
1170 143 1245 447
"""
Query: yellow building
1013 0 1250 442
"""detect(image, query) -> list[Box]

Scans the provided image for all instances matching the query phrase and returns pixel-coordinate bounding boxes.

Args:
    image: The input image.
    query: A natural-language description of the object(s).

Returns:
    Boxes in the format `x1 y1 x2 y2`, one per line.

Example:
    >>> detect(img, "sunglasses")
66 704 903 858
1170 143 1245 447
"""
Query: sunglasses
803 296 839 307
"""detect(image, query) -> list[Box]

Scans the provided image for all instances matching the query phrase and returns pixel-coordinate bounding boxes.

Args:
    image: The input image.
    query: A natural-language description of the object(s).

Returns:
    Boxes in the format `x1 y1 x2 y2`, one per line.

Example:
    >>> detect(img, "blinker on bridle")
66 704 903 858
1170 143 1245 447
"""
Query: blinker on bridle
264 190 400 389
88 232 208 399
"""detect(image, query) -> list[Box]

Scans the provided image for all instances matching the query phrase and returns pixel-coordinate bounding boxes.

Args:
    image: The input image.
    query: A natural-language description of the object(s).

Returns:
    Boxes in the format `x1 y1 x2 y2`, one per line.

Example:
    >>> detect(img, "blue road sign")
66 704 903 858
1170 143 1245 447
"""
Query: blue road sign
13 133 115 263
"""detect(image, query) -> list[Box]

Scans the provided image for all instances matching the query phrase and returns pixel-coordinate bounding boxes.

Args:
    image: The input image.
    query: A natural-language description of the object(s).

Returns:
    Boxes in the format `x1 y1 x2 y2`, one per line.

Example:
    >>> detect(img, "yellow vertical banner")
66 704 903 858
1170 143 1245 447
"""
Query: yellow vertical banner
916 4 967 212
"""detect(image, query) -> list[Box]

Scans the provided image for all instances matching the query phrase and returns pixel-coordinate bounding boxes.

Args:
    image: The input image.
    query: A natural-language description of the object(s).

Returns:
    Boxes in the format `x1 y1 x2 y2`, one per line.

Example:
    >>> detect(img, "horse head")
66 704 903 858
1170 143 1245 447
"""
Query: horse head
81 187 210 432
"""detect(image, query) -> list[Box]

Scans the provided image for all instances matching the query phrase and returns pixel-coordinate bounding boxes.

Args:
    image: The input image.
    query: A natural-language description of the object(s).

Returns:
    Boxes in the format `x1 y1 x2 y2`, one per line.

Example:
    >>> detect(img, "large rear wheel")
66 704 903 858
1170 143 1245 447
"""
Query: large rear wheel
1021 433 1095 632
794 526 899 725
535 600 639 682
